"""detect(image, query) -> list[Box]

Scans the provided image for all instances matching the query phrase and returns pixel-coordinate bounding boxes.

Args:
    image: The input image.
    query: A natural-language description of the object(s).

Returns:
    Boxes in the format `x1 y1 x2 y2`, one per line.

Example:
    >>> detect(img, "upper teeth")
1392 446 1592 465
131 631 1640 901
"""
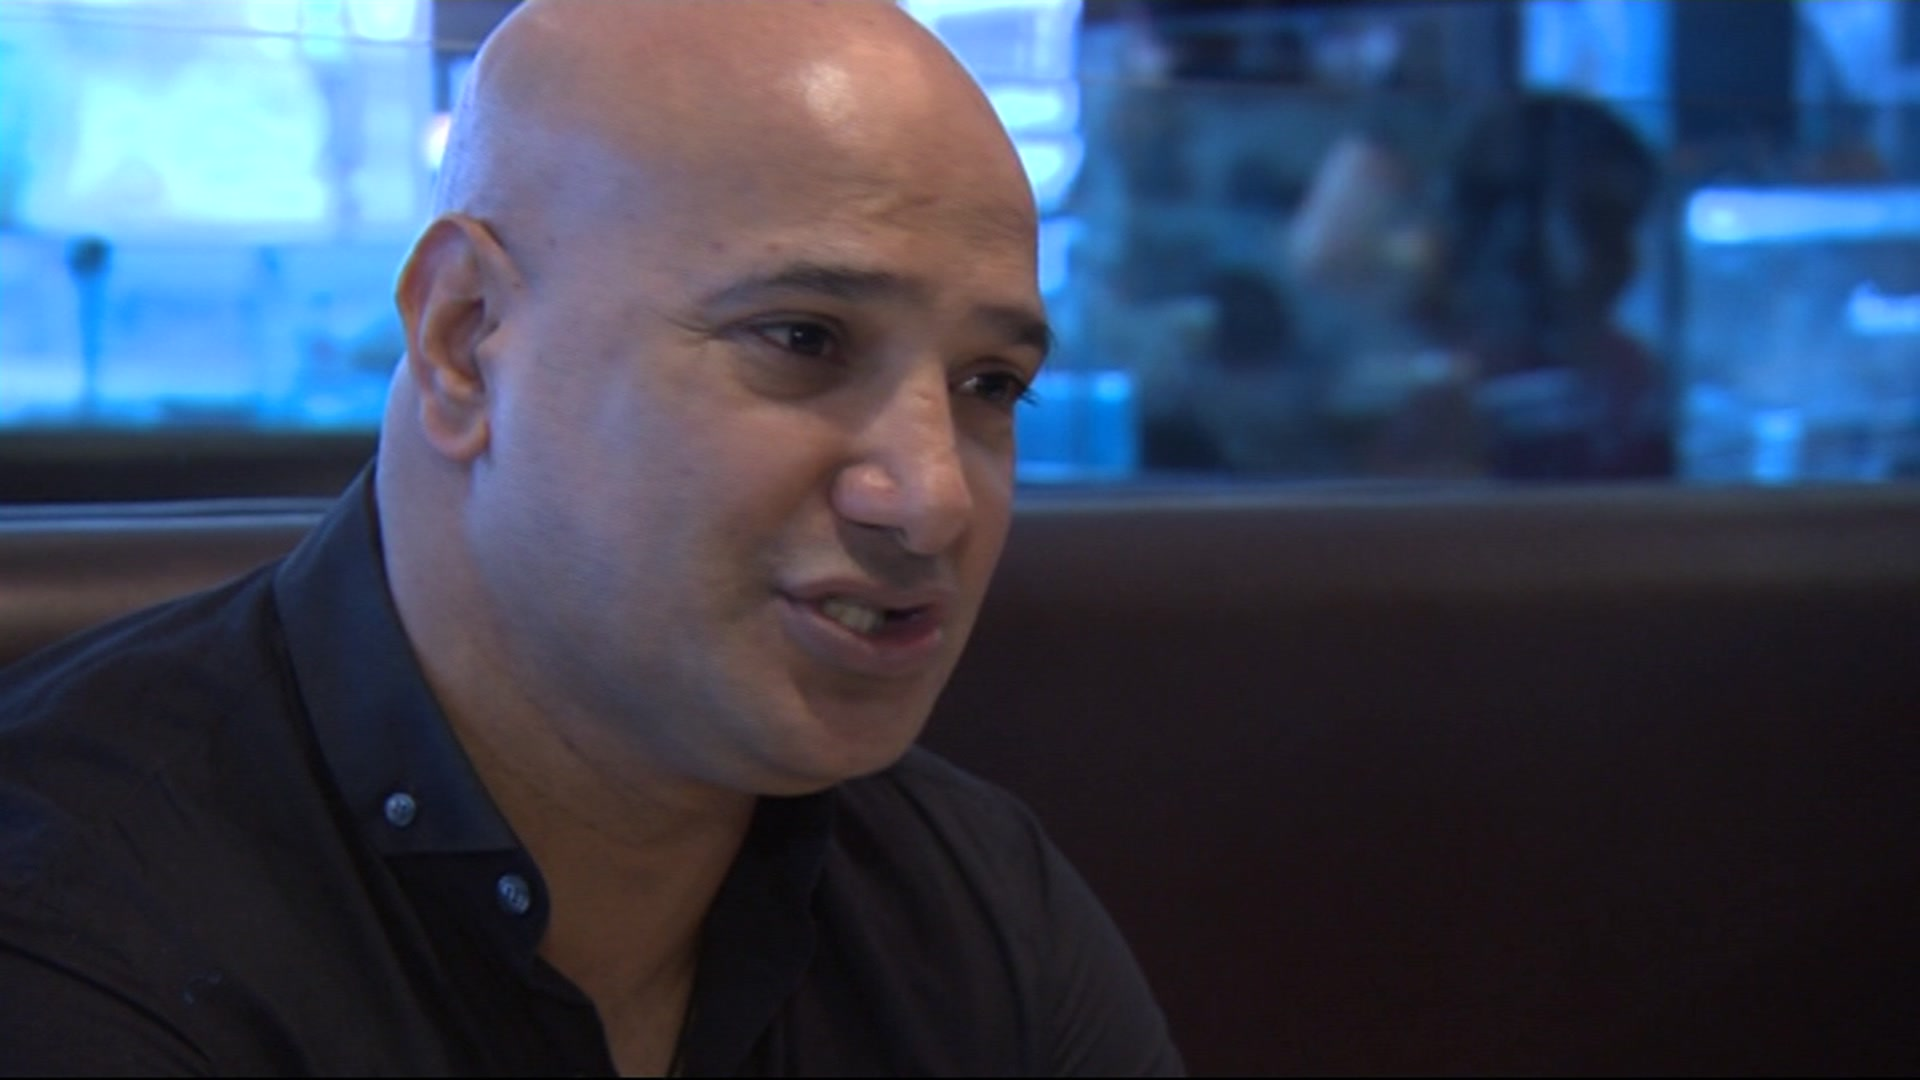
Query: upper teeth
820 598 885 635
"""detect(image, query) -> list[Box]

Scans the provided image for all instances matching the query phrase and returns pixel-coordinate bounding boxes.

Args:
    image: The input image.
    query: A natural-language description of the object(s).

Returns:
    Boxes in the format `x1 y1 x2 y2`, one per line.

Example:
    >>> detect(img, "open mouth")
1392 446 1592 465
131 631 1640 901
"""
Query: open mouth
777 589 948 677
815 596 928 638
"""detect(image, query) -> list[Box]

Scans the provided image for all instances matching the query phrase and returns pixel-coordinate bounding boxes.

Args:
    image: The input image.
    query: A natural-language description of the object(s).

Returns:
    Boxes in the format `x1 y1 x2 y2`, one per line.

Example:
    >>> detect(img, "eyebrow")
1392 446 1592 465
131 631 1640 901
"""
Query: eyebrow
700 261 1054 362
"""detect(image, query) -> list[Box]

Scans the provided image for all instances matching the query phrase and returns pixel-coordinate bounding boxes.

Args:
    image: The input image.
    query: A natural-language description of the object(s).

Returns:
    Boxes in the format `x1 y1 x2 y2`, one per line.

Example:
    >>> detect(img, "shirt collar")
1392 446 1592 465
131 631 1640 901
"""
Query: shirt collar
272 466 520 858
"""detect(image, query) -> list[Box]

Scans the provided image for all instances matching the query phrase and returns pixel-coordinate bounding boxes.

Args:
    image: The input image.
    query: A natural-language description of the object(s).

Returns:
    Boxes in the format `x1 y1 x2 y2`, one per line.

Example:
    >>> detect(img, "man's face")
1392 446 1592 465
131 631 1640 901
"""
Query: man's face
462 71 1046 796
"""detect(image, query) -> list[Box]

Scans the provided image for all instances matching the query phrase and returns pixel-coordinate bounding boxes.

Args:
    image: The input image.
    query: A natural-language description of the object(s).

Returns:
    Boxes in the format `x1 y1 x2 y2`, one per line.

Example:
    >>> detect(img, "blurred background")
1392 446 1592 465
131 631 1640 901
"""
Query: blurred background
0 0 1915 498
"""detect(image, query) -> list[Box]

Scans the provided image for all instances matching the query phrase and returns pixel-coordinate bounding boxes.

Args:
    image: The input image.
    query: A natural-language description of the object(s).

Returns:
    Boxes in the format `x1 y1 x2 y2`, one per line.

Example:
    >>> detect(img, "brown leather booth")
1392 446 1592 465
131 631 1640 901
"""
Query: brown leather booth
5 483 1920 1075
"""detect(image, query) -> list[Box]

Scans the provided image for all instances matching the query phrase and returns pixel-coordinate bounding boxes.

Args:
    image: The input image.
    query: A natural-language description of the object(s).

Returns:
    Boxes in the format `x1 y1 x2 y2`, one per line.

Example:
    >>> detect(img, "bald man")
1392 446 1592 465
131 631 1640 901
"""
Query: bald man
0 1 1181 1075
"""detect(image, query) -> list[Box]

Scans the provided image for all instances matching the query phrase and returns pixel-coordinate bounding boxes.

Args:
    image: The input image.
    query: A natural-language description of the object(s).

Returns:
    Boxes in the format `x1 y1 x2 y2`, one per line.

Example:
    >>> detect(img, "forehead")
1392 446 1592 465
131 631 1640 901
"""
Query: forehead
550 120 1041 304
664 95 1034 242
510 28 1042 306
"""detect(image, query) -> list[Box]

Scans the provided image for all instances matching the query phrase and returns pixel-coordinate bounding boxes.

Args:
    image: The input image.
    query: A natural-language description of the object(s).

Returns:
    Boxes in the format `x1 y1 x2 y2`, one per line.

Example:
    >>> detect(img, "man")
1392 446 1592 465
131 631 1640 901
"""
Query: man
0 1 1182 1074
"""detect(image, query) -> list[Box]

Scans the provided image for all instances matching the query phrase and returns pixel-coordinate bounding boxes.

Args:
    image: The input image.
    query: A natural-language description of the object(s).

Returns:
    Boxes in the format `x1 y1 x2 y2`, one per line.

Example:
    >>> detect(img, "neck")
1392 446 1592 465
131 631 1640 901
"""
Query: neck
378 457 755 1068
457 707 756 1076
452 699 759 972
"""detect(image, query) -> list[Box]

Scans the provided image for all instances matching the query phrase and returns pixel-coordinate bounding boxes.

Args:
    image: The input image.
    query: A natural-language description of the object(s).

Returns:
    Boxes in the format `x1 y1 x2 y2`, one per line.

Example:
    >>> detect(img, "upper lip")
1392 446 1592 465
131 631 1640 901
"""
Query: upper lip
780 579 956 614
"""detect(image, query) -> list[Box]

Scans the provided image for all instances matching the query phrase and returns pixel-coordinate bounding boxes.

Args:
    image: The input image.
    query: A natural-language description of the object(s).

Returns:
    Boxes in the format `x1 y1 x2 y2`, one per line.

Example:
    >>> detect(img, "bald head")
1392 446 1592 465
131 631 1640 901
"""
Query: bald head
377 0 1050 802
431 0 1028 275
385 0 1038 474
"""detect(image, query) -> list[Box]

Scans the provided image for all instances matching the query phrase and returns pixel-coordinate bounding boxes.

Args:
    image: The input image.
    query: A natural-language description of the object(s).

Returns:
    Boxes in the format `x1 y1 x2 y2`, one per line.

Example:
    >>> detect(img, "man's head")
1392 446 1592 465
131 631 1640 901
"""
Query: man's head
378 0 1046 798
1436 92 1658 336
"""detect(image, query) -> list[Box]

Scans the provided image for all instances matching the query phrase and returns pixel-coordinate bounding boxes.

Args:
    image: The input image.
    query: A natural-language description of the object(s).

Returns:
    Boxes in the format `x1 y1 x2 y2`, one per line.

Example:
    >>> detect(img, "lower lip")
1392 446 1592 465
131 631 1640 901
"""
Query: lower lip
777 596 947 680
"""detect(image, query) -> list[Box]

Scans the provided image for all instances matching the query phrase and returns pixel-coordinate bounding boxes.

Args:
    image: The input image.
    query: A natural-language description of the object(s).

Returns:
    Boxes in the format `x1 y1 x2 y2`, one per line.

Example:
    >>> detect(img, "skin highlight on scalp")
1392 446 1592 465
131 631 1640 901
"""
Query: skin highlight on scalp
425 0 1030 285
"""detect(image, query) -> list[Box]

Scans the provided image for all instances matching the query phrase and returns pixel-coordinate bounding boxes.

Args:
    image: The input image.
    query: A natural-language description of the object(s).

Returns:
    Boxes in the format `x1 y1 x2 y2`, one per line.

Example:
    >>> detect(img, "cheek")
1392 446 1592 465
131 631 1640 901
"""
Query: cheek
637 410 835 572
481 383 691 585
966 442 1017 523
957 454 1016 589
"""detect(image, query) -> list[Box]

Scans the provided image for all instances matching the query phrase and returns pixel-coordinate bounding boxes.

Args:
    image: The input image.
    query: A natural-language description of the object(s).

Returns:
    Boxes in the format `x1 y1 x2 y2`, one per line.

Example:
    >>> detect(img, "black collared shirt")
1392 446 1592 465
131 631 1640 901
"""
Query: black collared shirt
0 472 1182 1076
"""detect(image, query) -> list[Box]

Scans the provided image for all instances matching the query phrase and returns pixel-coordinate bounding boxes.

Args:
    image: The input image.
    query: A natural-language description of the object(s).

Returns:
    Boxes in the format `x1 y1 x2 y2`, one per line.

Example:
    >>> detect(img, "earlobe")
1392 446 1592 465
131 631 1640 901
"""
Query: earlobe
394 215 511 463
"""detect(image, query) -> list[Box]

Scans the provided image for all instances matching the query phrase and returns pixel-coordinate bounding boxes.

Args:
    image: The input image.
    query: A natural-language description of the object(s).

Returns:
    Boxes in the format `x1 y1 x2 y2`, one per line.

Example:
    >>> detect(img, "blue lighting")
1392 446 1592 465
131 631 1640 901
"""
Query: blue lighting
1688 188 1920 245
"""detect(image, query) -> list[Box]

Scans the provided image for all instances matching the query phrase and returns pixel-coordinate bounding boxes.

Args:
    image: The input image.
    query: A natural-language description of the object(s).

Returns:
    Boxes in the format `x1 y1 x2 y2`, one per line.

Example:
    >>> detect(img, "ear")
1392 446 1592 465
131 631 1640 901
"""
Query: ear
394 214 516 463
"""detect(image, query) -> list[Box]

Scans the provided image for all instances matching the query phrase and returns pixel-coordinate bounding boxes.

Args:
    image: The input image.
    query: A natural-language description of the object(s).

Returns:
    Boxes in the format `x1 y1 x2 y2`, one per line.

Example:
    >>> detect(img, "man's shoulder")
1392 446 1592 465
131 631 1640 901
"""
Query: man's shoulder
0 562 307 960
0 560 407 1074
840 745 1044 840
818 751 1187 1076
0 566 292 831
826 746 1060 895
0 564 282 722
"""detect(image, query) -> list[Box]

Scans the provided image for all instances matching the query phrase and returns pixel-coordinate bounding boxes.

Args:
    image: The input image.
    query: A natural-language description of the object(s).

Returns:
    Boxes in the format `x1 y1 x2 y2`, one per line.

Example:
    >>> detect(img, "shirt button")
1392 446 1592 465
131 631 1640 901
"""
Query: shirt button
382 792 417 829
496 873 533 916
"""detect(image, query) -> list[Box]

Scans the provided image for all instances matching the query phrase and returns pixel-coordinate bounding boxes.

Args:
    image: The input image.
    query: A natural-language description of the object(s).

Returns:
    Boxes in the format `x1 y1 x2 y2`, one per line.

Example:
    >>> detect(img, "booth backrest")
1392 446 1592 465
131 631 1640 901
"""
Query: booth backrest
6 484 1920 1074
0 499 321 667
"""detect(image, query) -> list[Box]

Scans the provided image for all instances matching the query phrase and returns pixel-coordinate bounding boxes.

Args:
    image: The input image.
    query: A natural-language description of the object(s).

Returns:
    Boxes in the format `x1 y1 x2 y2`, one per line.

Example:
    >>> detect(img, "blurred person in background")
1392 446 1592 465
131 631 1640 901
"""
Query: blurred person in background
1293 91 1673 480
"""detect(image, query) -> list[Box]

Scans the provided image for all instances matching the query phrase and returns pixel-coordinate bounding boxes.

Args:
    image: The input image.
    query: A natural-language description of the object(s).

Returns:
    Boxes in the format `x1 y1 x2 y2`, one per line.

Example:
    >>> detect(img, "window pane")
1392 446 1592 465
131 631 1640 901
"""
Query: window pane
0 0 426 435
2 0 1916 501
1010 0 1919 487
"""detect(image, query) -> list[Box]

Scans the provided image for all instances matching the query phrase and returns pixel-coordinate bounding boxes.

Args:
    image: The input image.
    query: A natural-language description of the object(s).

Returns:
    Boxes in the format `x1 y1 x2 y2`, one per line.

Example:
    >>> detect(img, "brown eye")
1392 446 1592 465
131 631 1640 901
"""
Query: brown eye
753 321 838 359
959 371 1035 410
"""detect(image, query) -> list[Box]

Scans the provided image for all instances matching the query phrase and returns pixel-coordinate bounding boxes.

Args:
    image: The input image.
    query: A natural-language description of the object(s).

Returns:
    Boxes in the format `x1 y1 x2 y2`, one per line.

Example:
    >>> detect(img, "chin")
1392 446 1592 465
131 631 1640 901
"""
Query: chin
753 694 933 793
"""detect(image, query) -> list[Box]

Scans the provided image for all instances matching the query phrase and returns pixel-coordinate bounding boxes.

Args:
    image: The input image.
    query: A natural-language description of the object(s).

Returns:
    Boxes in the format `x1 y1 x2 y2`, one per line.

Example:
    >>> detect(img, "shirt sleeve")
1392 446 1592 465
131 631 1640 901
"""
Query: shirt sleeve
1031 827 1187 1076
0 942 212 1076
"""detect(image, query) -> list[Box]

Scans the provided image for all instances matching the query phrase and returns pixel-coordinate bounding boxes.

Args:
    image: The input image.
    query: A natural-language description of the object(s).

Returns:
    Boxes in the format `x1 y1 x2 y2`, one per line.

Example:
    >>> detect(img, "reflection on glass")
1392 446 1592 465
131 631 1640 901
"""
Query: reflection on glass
0 0 426 431
1682 186 1920 483
0 0 1915 490
1044 0 1917 486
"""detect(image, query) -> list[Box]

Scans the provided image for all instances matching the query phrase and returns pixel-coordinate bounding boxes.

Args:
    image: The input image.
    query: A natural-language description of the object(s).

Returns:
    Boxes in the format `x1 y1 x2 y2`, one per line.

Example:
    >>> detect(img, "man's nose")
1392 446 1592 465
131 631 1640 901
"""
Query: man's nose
831 373 974 556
